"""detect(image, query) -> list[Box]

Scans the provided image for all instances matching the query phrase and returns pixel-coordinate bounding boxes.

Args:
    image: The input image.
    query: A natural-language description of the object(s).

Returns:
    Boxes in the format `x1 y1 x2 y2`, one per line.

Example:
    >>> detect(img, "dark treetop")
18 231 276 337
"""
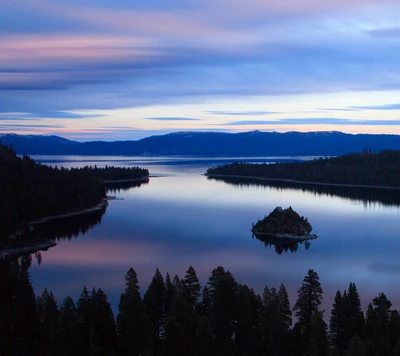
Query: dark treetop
0 144 148 242
3 258 400 356
252 206 313 237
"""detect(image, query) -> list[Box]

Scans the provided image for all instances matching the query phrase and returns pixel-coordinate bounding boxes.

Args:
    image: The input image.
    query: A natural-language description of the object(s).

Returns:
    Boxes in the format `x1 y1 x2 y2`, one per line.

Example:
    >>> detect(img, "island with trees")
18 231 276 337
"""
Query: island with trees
0 144 149 253
252 206 317 242
206 149 400 189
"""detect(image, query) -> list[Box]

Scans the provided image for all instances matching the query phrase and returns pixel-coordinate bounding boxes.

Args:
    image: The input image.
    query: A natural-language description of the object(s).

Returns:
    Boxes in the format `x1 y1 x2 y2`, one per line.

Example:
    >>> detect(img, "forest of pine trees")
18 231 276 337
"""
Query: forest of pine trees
0 145 149 242
2 257 400 356
206 150 400 188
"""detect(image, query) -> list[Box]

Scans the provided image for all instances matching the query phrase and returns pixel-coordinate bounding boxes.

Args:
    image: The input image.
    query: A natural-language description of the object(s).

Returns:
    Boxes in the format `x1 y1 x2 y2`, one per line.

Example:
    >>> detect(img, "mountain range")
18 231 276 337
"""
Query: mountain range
1 131 400 156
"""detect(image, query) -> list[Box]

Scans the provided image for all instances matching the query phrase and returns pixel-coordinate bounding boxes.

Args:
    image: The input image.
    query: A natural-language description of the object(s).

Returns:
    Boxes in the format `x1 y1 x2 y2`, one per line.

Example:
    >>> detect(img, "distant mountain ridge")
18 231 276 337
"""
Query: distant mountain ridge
1 130 400 156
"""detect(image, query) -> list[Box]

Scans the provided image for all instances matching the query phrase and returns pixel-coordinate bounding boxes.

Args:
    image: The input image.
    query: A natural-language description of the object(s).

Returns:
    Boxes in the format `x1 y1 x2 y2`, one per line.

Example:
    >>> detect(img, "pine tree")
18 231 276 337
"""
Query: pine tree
143 268 167 355
343 283 364 346
389 310 400 350
183 266 201 311
311 310 329 356
200 286 211 317
60 296 80 355
0 259 13 355
372 293 392 356
196 316 214 356
346 335 366 356
330 290 345 352
163 317 187 356
293 269 323 333
165 273 176 314
393 335 400 356
36 289 62 355
303 337 320 356
90 288 117 354
117 267 150 356
209 269 237 355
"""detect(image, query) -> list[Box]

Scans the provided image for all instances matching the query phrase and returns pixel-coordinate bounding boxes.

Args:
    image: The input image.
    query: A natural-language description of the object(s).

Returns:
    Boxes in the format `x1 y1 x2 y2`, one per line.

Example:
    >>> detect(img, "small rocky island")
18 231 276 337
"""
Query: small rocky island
251 206 318 242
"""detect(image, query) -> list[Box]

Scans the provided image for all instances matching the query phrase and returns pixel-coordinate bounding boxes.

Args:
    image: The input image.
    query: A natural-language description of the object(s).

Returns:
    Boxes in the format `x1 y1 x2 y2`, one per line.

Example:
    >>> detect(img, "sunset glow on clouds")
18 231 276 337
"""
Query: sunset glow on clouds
2 0 400 140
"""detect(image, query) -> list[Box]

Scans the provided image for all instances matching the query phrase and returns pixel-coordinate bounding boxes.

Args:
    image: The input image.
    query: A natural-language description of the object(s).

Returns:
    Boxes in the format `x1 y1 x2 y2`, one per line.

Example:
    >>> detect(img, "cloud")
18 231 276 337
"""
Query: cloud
0 111 106 120
144 117 202 121
365 27 400 39
205 110 277 116
0 124 65 131
223 118 400 126
318 108 362 112
350 104 400 110
2 0 400 138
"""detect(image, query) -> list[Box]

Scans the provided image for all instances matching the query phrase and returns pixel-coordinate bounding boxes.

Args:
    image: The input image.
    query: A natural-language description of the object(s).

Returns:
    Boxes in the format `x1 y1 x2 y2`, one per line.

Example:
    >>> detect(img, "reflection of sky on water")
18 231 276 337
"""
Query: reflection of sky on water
29 157 400 316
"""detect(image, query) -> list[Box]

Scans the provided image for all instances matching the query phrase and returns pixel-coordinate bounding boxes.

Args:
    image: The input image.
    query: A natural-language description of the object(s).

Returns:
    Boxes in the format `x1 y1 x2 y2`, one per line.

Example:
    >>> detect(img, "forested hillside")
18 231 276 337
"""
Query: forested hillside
0 145 148 240
207 150 400 188
2 259 399 356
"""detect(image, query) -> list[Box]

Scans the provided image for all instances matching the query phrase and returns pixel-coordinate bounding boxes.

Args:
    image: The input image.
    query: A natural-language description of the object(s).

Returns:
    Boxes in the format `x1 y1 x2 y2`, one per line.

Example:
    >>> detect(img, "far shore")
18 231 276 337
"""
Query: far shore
206 173 400 191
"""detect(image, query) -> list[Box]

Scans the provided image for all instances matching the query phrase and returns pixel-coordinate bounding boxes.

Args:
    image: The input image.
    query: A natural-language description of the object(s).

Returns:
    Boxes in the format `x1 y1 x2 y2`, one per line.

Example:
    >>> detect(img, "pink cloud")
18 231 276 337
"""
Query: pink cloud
0 35 157 68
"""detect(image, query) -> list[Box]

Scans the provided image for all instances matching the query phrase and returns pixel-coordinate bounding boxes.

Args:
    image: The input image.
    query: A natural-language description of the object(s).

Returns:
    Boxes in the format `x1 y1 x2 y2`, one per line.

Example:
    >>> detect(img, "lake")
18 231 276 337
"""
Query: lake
28 155 400 315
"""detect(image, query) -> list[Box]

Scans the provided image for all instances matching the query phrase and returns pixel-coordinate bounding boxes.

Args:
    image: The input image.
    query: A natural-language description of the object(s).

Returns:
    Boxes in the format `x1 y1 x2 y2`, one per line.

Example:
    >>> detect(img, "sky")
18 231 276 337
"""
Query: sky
2 0 400 141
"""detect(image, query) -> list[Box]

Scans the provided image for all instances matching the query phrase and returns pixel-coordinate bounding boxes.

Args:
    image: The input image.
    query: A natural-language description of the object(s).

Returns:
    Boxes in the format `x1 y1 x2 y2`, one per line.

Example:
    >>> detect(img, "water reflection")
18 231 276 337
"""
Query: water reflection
31 206 106 242
252 233 311 255
105 179 149 193
208 176 400 207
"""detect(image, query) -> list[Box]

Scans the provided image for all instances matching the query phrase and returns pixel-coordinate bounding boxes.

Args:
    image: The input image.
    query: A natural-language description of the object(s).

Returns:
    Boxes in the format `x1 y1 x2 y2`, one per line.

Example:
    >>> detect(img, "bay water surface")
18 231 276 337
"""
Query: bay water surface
28 156 400 314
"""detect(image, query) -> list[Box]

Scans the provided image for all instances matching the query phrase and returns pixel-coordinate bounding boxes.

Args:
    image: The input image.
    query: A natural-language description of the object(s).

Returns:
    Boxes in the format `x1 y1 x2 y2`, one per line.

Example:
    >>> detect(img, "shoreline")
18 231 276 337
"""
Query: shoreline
1 197 110 258
103 176 149 184
251 230 318 242
206 174 400 191
0 240 57 259
30 199 108 226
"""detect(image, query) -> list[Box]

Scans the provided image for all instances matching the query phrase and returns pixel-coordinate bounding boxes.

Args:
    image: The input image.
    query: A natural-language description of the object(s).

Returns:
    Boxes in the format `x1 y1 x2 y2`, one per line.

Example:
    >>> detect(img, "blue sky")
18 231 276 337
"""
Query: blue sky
1 0 400 140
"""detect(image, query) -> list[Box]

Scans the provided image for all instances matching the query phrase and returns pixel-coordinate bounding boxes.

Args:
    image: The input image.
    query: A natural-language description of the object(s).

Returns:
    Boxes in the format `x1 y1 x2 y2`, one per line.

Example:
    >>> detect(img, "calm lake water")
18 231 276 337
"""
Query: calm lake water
28 156 400 315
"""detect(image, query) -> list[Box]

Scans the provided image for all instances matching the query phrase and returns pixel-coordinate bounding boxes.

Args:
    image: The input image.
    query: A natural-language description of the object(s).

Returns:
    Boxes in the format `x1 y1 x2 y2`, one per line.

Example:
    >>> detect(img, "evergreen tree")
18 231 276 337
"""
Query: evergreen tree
117 267 150 356
278 283 293 330
0 259 13 355
90 288 117 354
393 335 400 356
143 268 167 355
36 289 62 355
163 317 187 356
12 256 40 355
372 293 392 356
389 310 400 350
303 337 320 356
293 269 324 333
196 316 214 356
200 286 212 318
311 310 329 356
183 266 201 311
343 283 364 346
235 284 261 355
165 273 176 313
60 296 80 356
346 335 366 356
209 269 237 355
330 290 345 352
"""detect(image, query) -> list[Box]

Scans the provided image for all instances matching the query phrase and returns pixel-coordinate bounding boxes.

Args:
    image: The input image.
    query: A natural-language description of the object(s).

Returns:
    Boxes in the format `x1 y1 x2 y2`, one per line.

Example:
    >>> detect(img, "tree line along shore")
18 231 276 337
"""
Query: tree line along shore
2 258 400 356
206 150 400 189
0 144 149 244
